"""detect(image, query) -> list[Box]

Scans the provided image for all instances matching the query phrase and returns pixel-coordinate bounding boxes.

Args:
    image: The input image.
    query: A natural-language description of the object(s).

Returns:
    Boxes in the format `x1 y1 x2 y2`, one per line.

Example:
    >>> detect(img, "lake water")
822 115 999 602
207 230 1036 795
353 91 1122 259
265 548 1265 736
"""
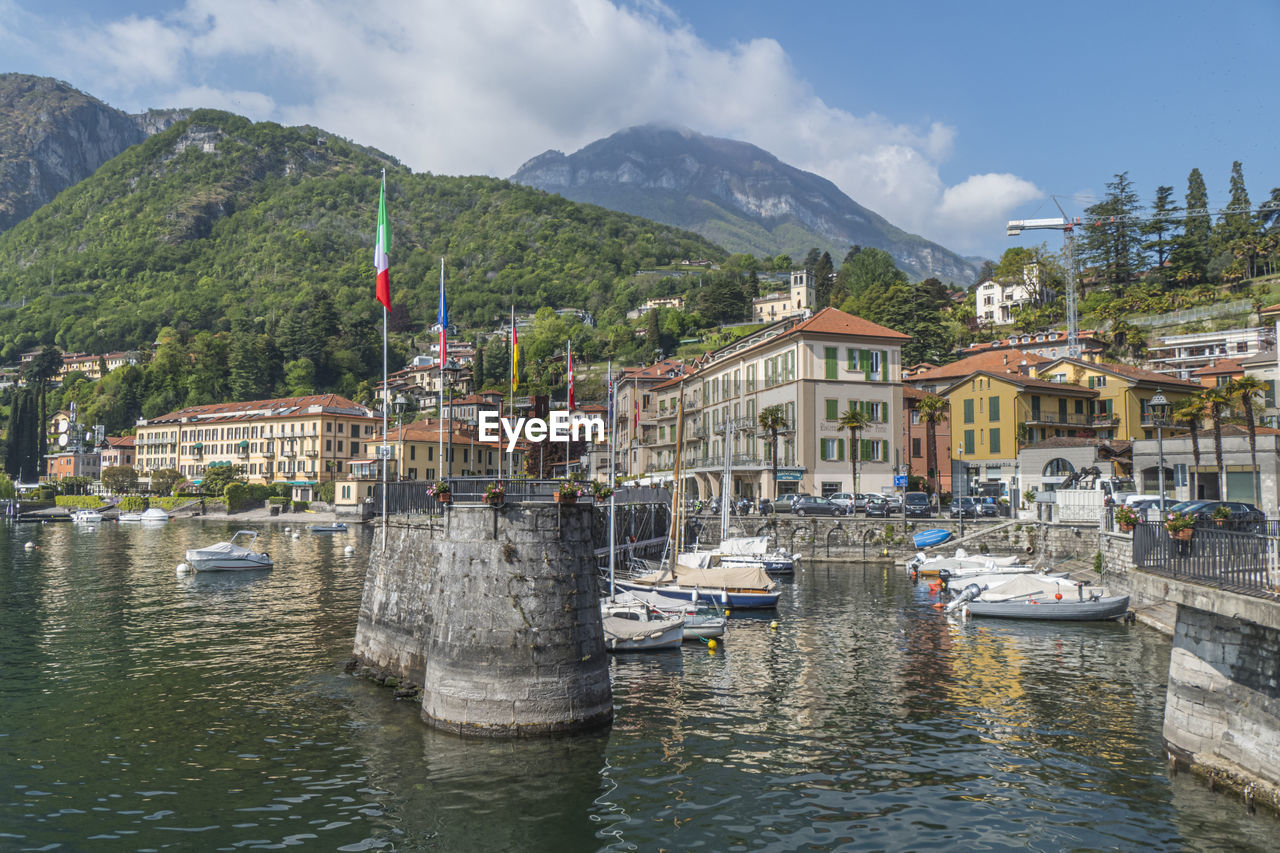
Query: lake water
2 520 1276 851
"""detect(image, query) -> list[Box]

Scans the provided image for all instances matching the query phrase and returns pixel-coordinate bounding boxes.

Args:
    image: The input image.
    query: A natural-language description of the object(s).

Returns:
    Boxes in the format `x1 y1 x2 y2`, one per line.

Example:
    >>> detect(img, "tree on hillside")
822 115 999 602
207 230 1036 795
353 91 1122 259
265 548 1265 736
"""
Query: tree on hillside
1139 185 1179 271
1217 160 1254 250
696 273 749 325
835 247 908 301
813 251 835 307
1172 168 1211 283
1079 172 1143 290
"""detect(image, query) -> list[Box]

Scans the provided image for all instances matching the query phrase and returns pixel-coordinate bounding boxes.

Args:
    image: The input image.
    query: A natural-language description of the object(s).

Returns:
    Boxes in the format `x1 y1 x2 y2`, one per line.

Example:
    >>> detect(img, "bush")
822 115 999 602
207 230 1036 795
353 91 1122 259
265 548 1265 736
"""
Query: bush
119 495 147 512
292 500 310 512
247 484 273 501
268 496 290 506
317 480 336 503
54 495 106 509
224 482 249 511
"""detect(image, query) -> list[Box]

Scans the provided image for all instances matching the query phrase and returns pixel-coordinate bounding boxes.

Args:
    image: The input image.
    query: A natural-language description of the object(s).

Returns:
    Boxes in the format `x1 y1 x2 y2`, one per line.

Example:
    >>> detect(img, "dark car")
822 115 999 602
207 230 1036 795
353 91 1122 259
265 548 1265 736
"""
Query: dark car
793 496 844 517
865 495 890 518
903 492 933 518
1187 500 1265 527
950 496 980 518
977 498 1000 518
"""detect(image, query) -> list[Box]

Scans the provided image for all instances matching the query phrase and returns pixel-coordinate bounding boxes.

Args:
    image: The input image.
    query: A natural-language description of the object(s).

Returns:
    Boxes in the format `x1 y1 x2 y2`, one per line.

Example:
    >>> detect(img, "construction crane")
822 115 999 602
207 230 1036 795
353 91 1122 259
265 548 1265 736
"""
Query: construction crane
1007 202 1278 360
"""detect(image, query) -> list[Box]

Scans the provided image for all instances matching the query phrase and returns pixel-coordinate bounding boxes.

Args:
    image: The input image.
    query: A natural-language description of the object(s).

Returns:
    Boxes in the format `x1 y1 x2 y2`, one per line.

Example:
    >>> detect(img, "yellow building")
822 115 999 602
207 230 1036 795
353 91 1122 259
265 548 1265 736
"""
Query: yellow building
133 394 380 499
1027 357 1201 440
941 370 1098 492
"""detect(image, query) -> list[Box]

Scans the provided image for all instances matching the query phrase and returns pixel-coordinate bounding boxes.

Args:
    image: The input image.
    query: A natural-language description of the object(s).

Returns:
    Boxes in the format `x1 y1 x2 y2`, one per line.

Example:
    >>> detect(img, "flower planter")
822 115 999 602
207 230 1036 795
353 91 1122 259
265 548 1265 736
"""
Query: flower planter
1167 527 1193 541
485 495 504 507
1118 521 1134 533
438 494 452 504
554 492 577 505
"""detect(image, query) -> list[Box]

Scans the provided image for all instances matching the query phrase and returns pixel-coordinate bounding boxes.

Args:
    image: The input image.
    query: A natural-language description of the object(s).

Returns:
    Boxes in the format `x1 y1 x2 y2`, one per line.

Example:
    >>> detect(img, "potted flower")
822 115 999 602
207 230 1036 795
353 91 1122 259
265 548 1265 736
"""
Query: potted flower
1212 504 1231 526
1164 510 1195 540
1114 504 1139 532
484 481 506 506
426 480 452 504
555 479 587 505
591 481 613 502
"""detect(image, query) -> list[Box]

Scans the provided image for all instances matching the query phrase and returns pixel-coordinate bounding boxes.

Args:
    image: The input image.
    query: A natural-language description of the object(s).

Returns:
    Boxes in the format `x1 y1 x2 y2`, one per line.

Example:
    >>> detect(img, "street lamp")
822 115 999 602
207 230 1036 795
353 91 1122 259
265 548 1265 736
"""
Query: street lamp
955 446 965 541
1149 389 1172 516
393 394 409 481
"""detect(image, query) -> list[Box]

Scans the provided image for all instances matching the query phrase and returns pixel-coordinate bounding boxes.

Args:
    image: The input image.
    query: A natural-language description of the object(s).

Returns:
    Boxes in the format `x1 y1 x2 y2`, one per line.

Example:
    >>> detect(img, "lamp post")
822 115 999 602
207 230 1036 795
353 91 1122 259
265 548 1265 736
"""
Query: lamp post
393 394 408 482
1150 389 1171 517
955 446 965 541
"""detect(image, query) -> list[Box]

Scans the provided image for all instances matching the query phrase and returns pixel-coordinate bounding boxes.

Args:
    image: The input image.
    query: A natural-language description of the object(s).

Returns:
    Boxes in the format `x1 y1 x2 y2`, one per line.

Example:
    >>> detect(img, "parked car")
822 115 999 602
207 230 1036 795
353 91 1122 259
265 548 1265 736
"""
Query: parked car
853 494 870 513
865 495 890 518
828 493 856 512
903 492 933 518
793 496 844 516
1126 496 1164 521
950 496 980 518
884 494 903 512
977 497 1000 518
1187 500 1265 526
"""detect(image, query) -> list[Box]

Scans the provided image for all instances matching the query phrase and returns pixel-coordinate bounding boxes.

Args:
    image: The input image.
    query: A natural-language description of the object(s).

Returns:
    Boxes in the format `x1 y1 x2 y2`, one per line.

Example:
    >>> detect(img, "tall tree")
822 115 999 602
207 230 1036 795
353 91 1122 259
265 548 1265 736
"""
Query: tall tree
1218 160 1254 249
1079 172 1143 289
1203 386 1230 499
916 394 949 495
1226 376 1267 507
1140 185 1179 270
838 405 871 496
1172 395 1205 502
1173 168 1211 282
813 251 835 307
757 405 788 501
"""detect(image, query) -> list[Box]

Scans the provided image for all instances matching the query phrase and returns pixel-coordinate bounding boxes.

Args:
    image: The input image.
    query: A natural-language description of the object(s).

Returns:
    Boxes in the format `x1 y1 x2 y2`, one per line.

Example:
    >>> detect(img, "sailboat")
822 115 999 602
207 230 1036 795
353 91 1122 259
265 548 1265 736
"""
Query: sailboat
613 384 780 610
601 361 684 651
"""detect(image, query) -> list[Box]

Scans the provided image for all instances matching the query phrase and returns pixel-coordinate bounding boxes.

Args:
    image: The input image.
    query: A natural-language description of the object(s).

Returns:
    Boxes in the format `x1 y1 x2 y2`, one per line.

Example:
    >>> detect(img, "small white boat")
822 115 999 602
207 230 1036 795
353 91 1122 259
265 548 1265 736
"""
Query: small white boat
907 548 1029 577
712 536 799 574
141 508 170 524
600 598 684 651
611 589 726 640
309 522 348 533
945 574 1130 621
184 530 273 572
71 508 104 524
118 512 144 522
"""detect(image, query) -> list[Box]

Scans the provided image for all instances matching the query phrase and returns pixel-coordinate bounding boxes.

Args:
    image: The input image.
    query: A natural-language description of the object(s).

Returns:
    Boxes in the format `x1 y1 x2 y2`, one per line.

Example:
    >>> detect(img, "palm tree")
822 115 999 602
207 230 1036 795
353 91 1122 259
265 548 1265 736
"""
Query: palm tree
1203 386 1230 500
757 405 788 501
838 405 871 496
1226 376 1267 506
1171 395 1205 502
915 394 949 495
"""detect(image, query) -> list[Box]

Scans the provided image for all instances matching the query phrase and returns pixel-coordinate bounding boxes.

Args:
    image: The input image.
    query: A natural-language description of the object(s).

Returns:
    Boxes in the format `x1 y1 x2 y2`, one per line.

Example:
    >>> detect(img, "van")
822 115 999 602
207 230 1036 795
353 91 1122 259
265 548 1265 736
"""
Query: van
903 492 933 518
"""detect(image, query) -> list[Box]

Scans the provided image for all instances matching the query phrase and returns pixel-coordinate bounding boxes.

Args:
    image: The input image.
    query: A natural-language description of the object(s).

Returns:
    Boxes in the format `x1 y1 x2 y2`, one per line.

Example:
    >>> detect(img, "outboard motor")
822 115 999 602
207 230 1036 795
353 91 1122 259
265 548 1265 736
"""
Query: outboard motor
937 568 952 590
945 583 985 614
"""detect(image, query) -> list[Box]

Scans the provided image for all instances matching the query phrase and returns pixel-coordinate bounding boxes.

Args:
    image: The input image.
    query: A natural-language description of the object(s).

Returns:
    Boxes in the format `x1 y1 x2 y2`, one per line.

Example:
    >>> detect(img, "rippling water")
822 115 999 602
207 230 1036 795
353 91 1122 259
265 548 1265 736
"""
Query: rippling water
2 520 1275 851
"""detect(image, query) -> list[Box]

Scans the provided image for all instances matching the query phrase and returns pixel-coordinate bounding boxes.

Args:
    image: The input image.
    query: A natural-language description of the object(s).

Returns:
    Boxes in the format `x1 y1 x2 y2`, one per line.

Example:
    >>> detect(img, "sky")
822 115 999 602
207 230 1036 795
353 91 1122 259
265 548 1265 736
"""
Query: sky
2 0 1277 262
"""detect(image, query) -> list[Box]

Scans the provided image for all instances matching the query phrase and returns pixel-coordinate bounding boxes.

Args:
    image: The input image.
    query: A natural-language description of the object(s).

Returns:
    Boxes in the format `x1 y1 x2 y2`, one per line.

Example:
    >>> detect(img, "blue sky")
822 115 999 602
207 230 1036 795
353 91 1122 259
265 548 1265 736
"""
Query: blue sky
2 0 1276 262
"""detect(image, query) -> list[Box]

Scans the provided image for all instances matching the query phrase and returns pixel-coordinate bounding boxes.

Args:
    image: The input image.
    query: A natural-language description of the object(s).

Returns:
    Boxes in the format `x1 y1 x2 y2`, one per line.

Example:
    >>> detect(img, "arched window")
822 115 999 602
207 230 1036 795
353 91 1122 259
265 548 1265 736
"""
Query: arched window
1043 458 1075 478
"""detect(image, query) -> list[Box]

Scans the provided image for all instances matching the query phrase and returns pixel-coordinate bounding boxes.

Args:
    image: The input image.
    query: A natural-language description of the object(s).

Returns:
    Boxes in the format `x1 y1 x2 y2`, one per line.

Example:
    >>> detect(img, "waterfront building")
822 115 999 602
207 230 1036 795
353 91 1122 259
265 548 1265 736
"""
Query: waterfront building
348 418 524 483
1189 357 1246 388
973 267 1046 325
99 435 135 468
1147 326 1275 380
612 359 694 480
642 307 908 501
133 394 379 500
1026 358 1201 441
904 386 952 494
752 270 815 324
1131 424 1280 510
1018 437 1133 493
44 448 101 482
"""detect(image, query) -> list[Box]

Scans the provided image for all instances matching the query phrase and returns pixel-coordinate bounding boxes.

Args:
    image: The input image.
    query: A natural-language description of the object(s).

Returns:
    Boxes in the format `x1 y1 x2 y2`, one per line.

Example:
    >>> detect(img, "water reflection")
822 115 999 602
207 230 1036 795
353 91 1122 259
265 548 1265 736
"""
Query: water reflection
3 521 1278 851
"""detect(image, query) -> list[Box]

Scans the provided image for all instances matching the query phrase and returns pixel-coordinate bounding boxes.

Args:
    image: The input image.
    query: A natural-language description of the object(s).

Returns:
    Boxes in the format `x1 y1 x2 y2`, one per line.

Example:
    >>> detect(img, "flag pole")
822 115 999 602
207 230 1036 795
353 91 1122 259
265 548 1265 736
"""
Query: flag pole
607 360 615 599
438 257 446 484
508 305 515 482
375 169 389 554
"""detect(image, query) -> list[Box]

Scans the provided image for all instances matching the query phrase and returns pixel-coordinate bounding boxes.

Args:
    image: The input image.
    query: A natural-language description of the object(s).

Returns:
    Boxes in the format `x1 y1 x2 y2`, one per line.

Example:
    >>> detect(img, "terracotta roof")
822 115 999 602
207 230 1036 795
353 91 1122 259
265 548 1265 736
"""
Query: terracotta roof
908 349 1048 383
1035 357 1201 389
144 394 375 424
1260 303 1280 316
106 435 135 447
787 306 910 340
940 369 1099 397
621 359 693 382
1190 358 1247 377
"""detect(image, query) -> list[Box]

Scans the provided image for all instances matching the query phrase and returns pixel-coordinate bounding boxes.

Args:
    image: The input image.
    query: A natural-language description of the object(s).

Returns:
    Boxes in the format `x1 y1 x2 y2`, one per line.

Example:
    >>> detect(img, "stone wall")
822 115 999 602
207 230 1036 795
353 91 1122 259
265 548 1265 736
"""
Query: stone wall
353 503 612 737
1164 605 1280 811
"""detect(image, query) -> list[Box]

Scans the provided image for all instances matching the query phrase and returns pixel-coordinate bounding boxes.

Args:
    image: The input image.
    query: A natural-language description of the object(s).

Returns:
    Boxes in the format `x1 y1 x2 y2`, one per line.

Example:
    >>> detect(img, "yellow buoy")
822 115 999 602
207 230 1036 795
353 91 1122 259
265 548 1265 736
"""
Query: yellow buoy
769 620 779 630
707 639 717 652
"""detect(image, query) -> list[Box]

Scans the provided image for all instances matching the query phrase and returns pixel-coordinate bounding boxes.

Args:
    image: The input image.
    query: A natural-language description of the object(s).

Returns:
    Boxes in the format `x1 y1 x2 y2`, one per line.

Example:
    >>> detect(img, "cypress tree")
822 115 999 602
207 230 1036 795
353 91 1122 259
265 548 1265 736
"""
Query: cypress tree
1173 168 1211 282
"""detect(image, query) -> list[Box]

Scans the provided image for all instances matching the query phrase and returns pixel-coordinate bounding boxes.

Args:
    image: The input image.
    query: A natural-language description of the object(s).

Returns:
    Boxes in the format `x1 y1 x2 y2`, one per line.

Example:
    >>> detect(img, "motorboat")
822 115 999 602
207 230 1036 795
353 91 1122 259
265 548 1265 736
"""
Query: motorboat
600 597 684 651
309 522 348 532
945 573 1130 621
610 588 726 640
141 508 170 524
71 508 104 524
184 530 273 572
615 556 779 609
907 548 1029 577
712 536 799 574
118 511 144 522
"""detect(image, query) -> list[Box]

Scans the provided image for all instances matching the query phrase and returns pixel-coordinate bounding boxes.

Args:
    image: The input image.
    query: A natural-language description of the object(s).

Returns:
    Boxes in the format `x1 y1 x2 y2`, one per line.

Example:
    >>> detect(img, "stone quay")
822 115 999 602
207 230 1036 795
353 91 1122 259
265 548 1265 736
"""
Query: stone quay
352 502 612 737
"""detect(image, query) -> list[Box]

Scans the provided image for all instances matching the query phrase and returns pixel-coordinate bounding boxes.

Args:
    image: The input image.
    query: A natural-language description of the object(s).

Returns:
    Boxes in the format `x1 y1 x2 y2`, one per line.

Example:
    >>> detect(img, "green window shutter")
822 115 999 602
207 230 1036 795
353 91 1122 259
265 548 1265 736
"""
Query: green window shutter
837 439 845 461
819 441 827 461
826 399 838 421
1088 376 1095 388
825 347 837 380
860 349 871 380
880 350 889 382
964 429 975 455
990 428 1001 454
989 396 1000 422
847 348 857 370
963 398 974 424
881 440 888 462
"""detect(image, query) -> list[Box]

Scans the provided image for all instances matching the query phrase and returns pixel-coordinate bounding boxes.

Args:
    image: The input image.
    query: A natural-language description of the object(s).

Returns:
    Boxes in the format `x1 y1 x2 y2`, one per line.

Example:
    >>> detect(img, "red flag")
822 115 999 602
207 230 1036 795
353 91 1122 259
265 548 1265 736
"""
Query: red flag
567 341 575 410
633 388 638 431
374 174 391 310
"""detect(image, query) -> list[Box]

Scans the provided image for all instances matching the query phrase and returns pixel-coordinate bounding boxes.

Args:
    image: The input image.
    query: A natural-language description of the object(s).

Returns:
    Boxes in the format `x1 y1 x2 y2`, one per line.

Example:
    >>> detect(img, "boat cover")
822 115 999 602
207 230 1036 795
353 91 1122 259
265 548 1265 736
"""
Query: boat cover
717 536 770 556
979 574 1105 602
639 562 775 591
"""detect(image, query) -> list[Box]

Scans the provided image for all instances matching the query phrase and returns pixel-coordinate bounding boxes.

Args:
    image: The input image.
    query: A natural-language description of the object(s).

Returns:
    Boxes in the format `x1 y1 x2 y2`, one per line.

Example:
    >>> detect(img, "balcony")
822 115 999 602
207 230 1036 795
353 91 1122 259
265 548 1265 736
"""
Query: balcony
282 449 297 458
1023 412 1094 428
305 450 319 458
264 448 276 457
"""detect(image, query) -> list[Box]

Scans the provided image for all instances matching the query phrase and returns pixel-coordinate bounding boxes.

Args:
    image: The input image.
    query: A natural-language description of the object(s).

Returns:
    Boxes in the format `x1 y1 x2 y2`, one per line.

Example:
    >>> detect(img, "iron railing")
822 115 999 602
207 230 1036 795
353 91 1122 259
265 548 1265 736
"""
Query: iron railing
1130 520 1280 595
373 479 672 516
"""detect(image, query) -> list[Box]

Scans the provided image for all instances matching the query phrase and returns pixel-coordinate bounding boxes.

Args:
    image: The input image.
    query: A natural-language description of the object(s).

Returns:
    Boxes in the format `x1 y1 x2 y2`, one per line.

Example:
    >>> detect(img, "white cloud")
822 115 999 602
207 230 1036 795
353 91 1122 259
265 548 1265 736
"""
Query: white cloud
29 0 1041 256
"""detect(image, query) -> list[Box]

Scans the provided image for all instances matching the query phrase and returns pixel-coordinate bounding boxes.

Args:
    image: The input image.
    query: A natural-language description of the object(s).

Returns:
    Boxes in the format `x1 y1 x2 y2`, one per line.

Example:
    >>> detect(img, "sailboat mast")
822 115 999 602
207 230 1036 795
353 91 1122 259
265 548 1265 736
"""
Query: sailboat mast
607 361 616 599
720 418 731 541
670 379 686 564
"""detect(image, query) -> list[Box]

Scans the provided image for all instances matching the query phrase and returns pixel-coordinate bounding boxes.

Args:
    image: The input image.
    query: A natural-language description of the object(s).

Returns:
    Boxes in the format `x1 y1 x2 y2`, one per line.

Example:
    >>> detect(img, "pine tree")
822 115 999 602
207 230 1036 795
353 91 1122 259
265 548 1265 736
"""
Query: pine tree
1079 172 1142 289
1140 185 1178 270
1173 168 1211 282
1217 160 1254 249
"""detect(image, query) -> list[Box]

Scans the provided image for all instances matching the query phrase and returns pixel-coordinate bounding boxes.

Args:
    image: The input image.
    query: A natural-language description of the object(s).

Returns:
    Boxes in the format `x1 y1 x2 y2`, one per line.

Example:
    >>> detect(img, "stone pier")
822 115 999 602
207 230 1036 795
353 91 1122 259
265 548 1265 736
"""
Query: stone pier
353 503 612 737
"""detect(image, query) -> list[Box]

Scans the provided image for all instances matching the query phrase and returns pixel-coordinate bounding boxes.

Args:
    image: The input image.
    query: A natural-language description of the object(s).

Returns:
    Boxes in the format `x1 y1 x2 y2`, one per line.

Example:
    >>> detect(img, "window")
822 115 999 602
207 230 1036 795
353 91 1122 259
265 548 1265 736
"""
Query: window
820 438 844 461
989 428 1001 454
964 429 975 455
989 396 999 422
869 350 882 378
825 399 839 421
963 399 974 424
825 347 838 380
912 437 922 458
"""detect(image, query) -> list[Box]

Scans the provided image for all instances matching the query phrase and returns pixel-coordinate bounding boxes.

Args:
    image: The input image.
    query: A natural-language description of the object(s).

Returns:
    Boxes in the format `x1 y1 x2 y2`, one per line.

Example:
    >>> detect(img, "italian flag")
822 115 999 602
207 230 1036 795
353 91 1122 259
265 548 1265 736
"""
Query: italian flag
374 175 391 310
511 325 520 391
567 341 575 410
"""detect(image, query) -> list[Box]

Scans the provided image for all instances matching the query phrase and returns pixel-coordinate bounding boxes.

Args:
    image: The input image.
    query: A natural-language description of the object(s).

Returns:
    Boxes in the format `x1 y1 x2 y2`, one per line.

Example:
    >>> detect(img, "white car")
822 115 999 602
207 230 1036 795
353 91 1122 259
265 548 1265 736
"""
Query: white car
828 493 856 512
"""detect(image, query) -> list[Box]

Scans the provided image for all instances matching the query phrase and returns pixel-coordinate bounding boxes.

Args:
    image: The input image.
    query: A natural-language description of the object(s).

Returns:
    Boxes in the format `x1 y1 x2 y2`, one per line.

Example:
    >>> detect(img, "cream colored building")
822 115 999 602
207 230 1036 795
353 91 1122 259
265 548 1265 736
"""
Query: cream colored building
133 394 380 499
752 270 816 324
643 307 909 501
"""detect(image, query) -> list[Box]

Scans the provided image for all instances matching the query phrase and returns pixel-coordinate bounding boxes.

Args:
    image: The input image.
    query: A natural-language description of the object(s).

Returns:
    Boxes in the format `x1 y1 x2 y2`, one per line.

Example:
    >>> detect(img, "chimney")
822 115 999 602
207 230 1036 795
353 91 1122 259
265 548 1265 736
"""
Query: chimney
1003 354 1008 365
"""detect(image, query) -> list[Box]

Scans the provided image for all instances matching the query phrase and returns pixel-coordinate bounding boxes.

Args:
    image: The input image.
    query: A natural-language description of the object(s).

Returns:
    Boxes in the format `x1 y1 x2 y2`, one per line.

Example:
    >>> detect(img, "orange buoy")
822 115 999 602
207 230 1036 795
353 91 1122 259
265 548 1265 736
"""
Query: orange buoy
1054 592 1063 601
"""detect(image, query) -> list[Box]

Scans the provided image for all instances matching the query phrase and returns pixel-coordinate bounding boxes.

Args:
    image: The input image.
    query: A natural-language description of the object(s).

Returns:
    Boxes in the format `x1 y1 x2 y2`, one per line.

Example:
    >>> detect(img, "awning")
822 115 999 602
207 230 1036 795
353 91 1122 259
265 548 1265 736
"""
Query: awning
238 440 249 448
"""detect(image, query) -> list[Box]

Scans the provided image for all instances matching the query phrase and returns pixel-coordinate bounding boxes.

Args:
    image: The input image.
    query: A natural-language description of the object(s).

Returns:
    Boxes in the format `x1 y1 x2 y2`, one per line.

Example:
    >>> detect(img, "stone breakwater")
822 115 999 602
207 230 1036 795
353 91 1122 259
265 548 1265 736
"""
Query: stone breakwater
352 503 612 737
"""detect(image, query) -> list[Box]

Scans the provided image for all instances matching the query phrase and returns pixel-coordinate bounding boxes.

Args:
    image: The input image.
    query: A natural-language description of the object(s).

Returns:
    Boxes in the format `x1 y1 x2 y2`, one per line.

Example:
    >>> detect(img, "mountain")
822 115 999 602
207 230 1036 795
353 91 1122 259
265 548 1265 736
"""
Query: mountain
511 124 981 285
0 108 724 361
0 74 186 233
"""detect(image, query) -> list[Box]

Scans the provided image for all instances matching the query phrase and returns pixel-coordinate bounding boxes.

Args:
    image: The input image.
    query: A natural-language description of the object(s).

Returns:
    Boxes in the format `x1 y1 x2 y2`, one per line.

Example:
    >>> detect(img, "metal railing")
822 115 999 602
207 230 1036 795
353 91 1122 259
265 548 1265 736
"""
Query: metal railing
1131 520 1280 596
374 478 672 517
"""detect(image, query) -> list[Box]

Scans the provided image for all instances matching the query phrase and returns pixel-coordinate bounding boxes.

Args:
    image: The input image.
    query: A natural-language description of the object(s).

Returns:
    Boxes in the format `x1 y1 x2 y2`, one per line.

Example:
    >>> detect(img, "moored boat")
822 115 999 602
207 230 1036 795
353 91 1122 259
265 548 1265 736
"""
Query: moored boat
141 508 170 524
912 528 952 548
615 557 779 609
309 522 348 532
946 573 1129 621
71 508 104 524
184 530 273 572
600 598 684 651
611 589 726 640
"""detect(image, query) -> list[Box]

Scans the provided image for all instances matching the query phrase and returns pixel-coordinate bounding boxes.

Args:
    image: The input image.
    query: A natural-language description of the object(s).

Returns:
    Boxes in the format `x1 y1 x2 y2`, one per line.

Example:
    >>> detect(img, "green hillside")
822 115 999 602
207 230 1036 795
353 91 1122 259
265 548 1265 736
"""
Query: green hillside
0 109 725 360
